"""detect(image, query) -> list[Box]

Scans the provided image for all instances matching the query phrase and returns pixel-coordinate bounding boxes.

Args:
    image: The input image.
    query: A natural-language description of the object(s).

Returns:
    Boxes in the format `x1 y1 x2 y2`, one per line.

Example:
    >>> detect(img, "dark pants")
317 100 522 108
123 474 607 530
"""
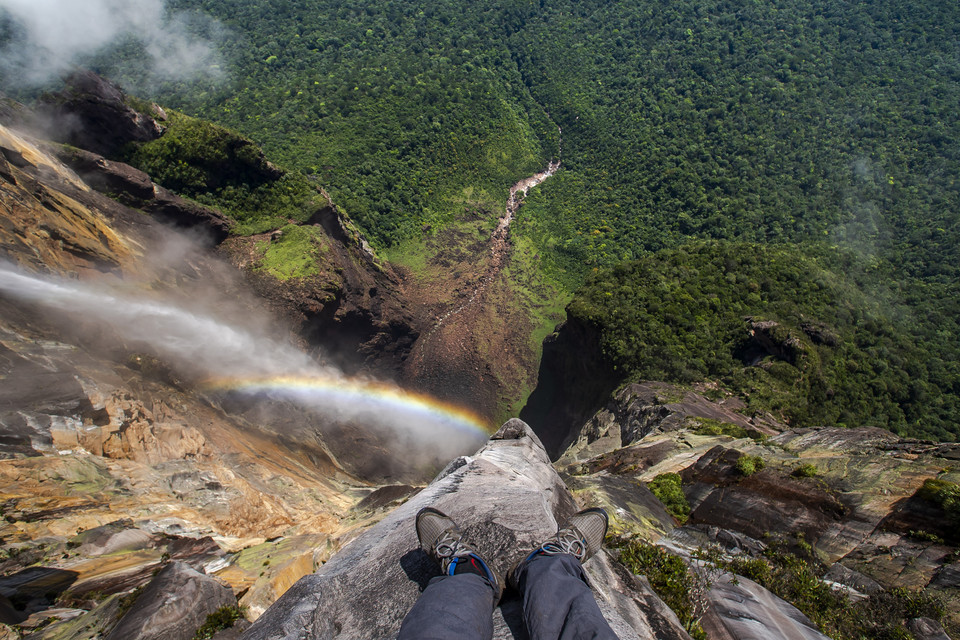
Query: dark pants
397 554 619 640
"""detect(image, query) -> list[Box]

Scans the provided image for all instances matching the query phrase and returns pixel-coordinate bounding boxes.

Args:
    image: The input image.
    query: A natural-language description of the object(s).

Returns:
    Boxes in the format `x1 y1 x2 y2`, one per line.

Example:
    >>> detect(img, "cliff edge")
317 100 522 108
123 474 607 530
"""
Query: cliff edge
242 419 692 640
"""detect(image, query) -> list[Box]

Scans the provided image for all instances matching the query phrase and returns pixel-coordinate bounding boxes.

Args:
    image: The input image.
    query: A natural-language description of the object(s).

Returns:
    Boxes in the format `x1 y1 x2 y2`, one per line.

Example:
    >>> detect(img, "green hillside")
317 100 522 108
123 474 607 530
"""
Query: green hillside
116 0 958 277
568 242 958 440
16 0 958 435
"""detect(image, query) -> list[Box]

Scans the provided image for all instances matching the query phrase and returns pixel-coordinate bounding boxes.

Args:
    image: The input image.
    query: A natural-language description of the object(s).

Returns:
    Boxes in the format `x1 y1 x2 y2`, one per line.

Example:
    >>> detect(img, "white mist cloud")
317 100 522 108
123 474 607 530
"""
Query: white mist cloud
0 260 487 472
0 0 223 88
0 263 314 379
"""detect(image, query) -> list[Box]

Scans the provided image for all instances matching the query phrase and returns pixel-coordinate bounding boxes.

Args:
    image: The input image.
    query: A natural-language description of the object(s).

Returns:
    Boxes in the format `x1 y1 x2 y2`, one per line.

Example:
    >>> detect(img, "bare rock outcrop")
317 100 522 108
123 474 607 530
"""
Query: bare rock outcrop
36 71 164 158
106 561 237 640
559 382 781 468
243 420 692 640
53 147 233 242
701 573 830 640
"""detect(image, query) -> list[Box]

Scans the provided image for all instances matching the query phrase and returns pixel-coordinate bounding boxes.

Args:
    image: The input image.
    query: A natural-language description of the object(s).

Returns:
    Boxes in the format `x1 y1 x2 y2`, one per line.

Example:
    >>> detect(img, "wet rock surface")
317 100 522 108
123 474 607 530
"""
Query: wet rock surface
3 70 960 640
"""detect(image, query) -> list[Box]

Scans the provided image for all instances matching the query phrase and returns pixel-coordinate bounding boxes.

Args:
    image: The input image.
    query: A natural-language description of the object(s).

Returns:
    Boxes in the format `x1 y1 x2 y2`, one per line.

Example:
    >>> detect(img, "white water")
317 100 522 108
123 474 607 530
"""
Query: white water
0 262 321 380
0 262 487 462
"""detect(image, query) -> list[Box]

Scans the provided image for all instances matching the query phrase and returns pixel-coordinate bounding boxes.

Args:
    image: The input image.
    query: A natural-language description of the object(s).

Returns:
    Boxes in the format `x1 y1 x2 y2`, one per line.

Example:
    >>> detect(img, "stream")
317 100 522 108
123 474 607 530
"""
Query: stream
428 126 562 333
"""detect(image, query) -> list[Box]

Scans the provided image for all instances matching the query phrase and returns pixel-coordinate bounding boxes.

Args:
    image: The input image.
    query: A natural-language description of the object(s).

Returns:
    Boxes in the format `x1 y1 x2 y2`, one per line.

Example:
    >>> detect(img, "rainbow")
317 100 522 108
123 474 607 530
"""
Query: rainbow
200 374 492 439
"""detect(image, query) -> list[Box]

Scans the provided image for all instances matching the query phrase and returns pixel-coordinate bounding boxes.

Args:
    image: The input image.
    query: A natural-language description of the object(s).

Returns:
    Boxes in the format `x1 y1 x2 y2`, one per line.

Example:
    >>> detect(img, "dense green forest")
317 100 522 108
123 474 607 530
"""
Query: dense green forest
104 0 959 280
3 0 958 435
568 242 958 439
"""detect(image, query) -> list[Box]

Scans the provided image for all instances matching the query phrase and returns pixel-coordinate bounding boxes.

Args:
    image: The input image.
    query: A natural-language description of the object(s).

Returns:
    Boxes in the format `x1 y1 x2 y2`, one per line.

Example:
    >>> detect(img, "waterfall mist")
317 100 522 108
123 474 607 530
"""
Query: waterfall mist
0 260 487 474
0 0 225 90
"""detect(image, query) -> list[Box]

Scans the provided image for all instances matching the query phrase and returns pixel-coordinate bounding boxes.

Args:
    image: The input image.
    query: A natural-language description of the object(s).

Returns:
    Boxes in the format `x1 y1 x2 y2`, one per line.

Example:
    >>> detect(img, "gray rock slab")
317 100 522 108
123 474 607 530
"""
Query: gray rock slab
701 574 830 640
242 419 692 640
105 561 236 640
907 617 951 640
822 562 882 595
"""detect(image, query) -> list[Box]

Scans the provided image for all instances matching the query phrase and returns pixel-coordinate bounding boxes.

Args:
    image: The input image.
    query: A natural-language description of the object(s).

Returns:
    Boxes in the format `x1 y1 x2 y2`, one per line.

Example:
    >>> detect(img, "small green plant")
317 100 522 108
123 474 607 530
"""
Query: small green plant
688 417 748 439
611 537 707 639
699 538 947 640
646 473 691 524
115 586 144 621
917 478 960 521
908 529 945 544
791 463 818 478
193 605 246 640
734 454 765 476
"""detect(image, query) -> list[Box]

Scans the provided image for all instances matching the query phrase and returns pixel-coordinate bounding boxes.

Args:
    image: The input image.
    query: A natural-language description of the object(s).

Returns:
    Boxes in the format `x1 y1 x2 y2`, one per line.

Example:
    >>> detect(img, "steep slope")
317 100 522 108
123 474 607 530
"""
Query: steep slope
99 0 960 431
0 123 356 632
556 382 960 638
0 90 484 636
244 420 694 640
523 243 959 446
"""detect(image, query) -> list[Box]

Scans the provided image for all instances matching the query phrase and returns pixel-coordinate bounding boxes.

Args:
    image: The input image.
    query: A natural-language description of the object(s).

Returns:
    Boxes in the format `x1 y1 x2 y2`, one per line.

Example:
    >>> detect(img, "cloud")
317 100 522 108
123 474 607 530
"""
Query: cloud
0 0 224 89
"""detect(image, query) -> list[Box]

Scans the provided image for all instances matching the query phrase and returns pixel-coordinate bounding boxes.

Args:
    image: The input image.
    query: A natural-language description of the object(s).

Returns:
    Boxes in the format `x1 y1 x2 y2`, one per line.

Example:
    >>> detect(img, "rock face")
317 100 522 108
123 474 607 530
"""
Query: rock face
556 383 960 636
520 316 620 459
0 124 135 275
701 573 830 640
230 235 420 381
243 420 692 640
0 113 383 635
36 71 165 158
53 147 233 243
558 382 781 468
106 561 237 640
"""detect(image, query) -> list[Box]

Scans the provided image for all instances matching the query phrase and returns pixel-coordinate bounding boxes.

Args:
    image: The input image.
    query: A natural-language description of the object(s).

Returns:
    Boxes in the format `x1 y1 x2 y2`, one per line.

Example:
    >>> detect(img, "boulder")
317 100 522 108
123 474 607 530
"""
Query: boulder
242 420 692 640
907 617 951 640
72 522 156 557
106 561 237 640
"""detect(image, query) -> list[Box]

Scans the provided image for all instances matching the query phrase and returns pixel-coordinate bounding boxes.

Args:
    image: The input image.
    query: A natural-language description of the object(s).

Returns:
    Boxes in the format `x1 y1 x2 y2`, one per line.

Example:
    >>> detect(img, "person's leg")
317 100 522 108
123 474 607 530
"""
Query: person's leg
513 508 619 640
516 553 618 640
398 507 501 640
397 572 496 640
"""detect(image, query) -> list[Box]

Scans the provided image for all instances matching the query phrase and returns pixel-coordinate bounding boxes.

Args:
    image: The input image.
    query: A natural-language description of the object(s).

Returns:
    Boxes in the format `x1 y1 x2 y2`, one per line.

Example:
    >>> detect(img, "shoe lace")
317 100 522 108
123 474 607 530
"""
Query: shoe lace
434 530 471 560
539 527 586 560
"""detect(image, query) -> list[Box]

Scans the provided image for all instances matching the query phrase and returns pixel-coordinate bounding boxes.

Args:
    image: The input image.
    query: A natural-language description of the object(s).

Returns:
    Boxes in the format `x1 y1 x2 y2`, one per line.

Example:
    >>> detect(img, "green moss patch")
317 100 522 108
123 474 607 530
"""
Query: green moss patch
646 473 690 524
256 225 328 281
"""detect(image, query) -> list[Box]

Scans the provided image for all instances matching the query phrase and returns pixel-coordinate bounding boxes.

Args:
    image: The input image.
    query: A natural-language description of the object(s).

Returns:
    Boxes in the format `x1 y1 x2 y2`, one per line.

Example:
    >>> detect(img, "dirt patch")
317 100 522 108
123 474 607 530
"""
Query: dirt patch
398 156 560 424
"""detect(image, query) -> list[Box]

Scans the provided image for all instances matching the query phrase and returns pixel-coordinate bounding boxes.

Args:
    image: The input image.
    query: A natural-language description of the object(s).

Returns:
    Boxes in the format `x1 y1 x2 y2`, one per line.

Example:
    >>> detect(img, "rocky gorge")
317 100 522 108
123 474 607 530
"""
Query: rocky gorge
0 74 957 640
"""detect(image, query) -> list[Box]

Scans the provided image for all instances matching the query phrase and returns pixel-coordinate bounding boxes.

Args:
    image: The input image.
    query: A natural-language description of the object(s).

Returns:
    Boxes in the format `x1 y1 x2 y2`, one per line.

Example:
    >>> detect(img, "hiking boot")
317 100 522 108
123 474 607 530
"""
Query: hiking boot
510 507 609 589
538 507 609 562
416 507 501 601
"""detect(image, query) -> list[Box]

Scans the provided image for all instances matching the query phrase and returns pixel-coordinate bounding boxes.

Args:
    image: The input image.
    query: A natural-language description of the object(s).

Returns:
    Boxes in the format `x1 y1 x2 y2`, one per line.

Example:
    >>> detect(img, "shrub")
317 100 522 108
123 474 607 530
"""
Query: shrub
734 454 765 476
647 473 691 524
688 417 749 439
791 463 819 478
193 605 246 640
917 478 960 521
700 540 947 640
612 537 707 640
